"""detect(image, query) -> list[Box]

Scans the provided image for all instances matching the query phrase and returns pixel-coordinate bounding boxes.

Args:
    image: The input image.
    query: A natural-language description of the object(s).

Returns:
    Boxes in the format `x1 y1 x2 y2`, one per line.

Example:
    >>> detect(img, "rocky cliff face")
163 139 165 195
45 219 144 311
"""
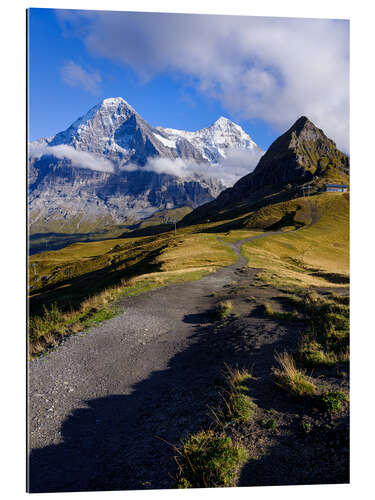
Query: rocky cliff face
28 97 261 232
182 116 349 225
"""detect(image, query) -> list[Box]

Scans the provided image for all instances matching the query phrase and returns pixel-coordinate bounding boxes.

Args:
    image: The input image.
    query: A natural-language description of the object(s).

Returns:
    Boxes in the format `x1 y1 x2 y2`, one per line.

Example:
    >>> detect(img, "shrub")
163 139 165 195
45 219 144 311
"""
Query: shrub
176 430 248 488
215 300 233 320
225 391 256 422
316 391 349 414
301 420 311 433
272 352 316 397
260 418 278 430
29 303 64 342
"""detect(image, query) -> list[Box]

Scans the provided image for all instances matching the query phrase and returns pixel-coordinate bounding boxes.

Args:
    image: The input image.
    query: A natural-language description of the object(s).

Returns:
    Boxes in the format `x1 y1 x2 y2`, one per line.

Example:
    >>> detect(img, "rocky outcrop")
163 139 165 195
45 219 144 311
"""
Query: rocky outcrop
182 116 349 225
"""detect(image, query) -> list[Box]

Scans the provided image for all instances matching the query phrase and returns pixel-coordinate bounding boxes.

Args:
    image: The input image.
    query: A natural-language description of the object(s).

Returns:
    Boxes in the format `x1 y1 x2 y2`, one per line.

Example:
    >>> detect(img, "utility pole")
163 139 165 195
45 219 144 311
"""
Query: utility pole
32 262 36 276
173 220 177 236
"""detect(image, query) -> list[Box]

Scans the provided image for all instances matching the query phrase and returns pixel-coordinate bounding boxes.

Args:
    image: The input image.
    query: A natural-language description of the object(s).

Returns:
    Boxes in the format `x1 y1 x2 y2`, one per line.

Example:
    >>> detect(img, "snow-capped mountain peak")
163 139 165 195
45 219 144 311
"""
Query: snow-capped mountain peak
36 96 262 167
159 116 260 164
48 96 140 155
213 116 233 126
28 97 264 233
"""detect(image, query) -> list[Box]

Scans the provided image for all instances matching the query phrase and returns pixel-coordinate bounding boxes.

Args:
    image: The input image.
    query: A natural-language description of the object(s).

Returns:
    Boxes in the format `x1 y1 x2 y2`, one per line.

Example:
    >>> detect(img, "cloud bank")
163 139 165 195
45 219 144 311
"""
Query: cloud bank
29 142 262 185
61 60 102 95
29 143 115 173
57 11 349 152
122 148 262 186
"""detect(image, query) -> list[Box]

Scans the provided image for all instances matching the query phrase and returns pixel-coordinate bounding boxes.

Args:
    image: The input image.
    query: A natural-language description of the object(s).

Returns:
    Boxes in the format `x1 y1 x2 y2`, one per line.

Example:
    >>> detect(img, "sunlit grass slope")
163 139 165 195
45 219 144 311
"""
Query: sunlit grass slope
29 232 236 310
241 193 349 289
28 191 348 357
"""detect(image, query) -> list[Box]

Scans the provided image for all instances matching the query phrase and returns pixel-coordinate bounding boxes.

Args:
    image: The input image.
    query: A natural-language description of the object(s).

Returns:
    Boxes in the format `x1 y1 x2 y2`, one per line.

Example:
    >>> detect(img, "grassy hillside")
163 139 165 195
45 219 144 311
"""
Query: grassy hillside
29 232 235 310
28 190 348 357
29 206 193 255
29 213 130 235
241 193 349 289
28 229 237 357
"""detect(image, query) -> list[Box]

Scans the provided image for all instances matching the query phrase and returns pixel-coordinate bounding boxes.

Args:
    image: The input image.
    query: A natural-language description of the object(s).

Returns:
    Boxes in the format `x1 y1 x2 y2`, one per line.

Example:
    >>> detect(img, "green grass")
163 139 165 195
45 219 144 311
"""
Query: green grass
315 391 349 414
296 339 339 367
301 420 312 433
260 417 278 430
290 291 350 368
176 430 248 488
217 230 263 243
213 366 256 424
224 390 256 423
261 301 301 321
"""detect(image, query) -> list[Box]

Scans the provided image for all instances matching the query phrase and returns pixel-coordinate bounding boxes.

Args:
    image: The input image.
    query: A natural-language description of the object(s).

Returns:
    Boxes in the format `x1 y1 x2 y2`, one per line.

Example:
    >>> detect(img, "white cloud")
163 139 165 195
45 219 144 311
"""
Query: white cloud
61 60 102 95
121 147 263 186
29 143 114 173
57 11 349 152
29 142 259 184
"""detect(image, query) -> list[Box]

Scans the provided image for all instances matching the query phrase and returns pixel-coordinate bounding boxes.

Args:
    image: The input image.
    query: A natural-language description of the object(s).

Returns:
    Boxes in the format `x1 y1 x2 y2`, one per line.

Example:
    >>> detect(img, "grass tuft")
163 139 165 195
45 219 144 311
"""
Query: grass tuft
260 417 278 430
272 352 316 397
262 302 300 321
176 430 248 488
215 300 233 320
216 366 256 423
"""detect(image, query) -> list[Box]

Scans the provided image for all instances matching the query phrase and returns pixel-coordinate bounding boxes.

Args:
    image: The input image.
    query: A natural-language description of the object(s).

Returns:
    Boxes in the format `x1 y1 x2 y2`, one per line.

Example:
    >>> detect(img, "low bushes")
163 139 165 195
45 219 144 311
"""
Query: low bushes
315 391 349 414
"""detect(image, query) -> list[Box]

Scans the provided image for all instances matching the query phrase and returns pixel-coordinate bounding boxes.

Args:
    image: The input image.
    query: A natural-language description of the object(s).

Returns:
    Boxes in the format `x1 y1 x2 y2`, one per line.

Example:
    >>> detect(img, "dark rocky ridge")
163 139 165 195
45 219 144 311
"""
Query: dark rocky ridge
182 116 349 225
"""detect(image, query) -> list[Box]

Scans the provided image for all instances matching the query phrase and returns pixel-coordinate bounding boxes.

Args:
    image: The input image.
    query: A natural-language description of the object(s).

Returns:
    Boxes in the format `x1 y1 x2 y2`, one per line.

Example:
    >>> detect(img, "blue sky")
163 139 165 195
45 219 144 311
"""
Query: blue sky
28 8 349 152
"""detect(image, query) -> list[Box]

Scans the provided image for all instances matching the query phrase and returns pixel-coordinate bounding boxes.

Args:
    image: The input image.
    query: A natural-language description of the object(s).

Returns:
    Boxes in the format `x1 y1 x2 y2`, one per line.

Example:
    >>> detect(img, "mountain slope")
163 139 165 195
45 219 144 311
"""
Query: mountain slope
182 116 349 225
28 98 261 233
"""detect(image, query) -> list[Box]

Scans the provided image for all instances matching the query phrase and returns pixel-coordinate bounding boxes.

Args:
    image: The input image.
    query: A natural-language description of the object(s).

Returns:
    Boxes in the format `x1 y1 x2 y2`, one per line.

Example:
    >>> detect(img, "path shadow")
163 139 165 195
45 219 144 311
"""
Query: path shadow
29 314 226 492
238 414 349 487
29 298 348 492
182 312 214 324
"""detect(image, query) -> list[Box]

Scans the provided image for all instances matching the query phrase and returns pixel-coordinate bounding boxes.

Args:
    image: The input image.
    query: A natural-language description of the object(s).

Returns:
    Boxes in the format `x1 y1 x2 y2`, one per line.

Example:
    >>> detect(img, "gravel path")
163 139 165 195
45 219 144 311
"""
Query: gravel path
28 232 282 492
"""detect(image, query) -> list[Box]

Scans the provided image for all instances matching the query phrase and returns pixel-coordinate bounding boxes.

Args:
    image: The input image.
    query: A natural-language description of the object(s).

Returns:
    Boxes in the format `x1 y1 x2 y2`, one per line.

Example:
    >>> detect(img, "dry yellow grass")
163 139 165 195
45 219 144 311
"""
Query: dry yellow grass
157 234 236 272
216 230 263 243
272 352 316 397
242 193 349 289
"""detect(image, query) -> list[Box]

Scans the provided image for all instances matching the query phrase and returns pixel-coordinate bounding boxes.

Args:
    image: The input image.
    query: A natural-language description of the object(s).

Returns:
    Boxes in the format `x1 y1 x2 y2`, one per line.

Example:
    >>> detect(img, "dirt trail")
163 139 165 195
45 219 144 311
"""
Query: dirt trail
27 230 286 492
